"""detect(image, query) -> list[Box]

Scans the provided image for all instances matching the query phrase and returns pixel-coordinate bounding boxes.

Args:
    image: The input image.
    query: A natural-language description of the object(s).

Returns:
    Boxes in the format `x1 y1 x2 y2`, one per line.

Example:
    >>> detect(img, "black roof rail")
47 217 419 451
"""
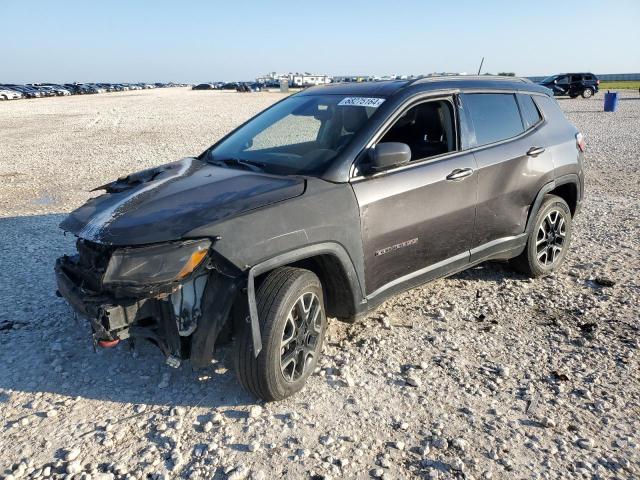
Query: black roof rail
412 75 532 85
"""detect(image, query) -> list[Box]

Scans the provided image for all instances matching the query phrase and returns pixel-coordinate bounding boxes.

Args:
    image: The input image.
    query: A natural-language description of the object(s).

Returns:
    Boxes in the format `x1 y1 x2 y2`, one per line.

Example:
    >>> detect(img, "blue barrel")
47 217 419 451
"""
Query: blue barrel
604 91 619 112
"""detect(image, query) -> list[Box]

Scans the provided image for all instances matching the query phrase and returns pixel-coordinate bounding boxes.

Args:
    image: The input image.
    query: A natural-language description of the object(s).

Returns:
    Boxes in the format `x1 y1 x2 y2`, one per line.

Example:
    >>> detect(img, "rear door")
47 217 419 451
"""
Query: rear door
460 92 554 260
351 96 478 297
569 74 583 96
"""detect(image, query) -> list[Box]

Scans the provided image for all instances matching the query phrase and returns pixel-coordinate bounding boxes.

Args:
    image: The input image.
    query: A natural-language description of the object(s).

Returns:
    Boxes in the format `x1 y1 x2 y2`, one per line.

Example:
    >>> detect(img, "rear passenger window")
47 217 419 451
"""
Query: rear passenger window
518 94 542 129
463 93 524 147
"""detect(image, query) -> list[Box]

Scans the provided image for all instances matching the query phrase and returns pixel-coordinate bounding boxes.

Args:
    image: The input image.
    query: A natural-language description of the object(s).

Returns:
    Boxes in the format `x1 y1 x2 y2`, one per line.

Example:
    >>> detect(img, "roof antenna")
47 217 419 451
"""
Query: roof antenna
477 57 485 75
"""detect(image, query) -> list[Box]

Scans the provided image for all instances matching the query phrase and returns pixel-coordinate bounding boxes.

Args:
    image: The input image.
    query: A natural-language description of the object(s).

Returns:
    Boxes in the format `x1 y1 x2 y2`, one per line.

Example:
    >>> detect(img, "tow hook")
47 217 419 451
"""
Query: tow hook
98 339 120 348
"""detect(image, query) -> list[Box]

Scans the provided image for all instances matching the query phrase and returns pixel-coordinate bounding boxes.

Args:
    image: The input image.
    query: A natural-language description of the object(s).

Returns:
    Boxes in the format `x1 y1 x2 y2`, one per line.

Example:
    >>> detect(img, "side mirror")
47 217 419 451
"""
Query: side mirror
369 142 411 172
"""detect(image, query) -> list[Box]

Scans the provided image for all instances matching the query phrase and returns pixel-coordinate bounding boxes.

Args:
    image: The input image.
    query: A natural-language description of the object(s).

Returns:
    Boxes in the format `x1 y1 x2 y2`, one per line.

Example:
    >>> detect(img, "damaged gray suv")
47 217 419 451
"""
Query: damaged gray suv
56 77 585 400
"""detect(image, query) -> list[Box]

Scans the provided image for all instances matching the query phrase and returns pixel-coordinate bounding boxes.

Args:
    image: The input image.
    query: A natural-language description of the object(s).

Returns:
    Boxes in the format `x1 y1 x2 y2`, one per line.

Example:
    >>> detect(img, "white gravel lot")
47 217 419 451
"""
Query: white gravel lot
0 88 638 480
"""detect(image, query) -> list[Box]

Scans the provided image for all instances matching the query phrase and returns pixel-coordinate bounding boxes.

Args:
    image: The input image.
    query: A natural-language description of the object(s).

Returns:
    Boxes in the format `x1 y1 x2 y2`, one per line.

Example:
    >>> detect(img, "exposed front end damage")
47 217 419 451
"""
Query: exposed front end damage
55 238 242 368
53 158 307 370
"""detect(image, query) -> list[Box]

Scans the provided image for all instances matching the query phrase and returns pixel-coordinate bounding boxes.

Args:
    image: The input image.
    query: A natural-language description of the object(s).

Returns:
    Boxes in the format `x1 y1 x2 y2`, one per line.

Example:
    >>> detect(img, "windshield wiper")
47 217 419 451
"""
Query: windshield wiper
207 155 264 172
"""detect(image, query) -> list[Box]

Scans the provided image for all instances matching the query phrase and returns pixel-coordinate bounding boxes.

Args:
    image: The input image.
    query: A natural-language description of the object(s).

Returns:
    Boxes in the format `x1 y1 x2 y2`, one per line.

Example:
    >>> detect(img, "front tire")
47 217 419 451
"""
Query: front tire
235 267 327 401
582 88 594 98
511 195 572 277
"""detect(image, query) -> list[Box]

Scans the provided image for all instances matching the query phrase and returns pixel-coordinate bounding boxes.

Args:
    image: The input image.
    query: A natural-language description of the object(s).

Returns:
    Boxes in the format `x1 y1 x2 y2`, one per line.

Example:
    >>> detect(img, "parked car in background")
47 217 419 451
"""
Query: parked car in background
49 85 72 95
220 82 239 90
0 82 183 100
63 84 82 94
34 85 56 96
37 85 72 96
0 88 22 100
539 73 599 98
2 84 42 98
30 85 58 96
55 76 585 401
88 84 107 93
192 83 215 90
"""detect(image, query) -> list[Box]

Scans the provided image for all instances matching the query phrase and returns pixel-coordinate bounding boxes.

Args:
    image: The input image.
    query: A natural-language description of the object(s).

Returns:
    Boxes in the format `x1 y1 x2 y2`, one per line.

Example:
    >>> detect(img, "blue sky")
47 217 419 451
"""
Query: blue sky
3 0 639 83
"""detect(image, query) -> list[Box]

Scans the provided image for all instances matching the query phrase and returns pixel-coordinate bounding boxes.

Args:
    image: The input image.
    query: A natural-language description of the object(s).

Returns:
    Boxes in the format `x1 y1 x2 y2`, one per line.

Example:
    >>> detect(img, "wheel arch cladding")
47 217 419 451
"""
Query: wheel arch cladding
265 253 358 321
525 174 581 232
246 243 365 357
548 182 578 216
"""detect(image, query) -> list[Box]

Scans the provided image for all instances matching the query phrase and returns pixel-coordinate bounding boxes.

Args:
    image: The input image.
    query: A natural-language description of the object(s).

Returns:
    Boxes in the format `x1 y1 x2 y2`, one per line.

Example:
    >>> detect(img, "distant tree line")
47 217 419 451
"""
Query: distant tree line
482 72 516 76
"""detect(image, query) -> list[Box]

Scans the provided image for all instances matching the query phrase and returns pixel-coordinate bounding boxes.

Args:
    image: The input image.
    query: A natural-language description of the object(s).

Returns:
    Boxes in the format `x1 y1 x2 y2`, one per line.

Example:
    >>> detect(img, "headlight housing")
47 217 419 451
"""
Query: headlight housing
103 239 211 286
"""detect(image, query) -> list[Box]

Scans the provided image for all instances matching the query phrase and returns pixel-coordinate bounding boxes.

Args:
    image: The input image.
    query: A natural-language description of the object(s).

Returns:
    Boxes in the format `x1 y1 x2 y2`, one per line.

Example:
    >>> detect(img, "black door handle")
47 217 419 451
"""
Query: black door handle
446 168 474 180
527 146 546 157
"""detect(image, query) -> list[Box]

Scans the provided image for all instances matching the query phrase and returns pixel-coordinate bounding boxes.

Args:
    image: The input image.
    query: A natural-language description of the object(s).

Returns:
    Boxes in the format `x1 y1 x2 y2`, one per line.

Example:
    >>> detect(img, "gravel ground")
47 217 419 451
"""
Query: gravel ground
0 88 638 480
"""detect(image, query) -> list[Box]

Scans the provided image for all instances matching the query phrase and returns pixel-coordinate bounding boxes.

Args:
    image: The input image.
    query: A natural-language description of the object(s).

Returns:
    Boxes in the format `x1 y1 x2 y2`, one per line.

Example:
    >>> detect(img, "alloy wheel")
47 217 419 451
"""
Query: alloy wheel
536 209 566 266
280 292 323 383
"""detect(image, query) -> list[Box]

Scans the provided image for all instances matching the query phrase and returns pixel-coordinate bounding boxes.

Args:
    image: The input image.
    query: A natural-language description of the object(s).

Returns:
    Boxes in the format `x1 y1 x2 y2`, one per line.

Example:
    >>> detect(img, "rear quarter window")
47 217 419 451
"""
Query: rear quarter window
463 93 524 147
517 94 543 130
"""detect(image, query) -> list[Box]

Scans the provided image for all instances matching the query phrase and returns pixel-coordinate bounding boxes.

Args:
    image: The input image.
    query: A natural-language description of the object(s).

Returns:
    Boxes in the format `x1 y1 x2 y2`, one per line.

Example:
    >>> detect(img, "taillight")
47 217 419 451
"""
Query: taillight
596 79 600 85
576 132 586 152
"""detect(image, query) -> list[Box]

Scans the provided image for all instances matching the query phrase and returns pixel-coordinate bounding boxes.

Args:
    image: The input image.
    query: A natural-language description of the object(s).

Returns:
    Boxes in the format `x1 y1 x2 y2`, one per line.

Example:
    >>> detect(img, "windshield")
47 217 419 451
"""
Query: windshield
206 94 383 175
541 75 558 83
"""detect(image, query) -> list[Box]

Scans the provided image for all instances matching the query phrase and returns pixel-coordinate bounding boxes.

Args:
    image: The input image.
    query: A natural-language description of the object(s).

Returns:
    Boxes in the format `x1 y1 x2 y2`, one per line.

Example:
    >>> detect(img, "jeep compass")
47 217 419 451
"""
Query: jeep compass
56 76 585 400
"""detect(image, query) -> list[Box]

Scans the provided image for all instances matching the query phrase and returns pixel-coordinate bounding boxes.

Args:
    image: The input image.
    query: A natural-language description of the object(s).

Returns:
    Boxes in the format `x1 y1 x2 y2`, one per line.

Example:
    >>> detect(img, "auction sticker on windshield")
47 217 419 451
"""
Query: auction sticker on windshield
338 97 386 108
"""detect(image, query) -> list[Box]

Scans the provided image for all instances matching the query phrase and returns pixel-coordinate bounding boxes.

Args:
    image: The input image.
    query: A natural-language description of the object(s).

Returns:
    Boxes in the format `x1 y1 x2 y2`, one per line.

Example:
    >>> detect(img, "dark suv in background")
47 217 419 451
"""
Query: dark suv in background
539 72 600 98
56 77 585 401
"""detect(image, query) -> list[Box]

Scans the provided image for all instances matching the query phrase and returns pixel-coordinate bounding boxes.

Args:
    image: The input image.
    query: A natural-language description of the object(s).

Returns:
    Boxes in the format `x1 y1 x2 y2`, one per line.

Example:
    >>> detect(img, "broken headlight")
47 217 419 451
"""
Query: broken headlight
103 239 211 286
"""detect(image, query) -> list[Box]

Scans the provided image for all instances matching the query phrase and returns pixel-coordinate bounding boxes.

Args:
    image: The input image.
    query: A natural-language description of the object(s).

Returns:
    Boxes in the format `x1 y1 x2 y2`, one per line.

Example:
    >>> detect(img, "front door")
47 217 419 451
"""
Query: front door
555 75 570 95
350 97 478 297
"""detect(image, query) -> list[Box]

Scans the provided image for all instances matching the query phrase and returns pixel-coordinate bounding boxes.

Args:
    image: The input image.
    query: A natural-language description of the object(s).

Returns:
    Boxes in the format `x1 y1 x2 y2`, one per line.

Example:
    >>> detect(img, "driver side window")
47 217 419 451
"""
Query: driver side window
378 99 457 162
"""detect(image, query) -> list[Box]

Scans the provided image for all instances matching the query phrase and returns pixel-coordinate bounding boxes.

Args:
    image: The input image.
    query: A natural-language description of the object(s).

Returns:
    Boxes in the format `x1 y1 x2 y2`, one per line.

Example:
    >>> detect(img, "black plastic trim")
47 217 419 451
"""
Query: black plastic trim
246 242 365 356
525 174 581 233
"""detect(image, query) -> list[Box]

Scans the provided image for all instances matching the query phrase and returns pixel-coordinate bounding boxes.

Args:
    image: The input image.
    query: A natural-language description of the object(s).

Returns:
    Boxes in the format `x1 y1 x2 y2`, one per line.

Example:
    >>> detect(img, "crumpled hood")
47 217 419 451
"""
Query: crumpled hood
60 157 306 245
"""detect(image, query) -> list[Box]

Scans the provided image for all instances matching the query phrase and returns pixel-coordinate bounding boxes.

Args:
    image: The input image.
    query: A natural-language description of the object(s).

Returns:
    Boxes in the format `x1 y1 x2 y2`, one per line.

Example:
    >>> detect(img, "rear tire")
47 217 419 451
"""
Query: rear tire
582 88 594 98
511 195 572 277
234 267 327 401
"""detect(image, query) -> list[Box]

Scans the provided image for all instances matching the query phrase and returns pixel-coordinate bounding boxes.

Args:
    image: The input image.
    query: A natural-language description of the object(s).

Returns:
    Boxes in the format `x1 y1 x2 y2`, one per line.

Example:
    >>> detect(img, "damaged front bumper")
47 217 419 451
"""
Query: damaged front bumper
55 260 154 342
54 241 243 368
